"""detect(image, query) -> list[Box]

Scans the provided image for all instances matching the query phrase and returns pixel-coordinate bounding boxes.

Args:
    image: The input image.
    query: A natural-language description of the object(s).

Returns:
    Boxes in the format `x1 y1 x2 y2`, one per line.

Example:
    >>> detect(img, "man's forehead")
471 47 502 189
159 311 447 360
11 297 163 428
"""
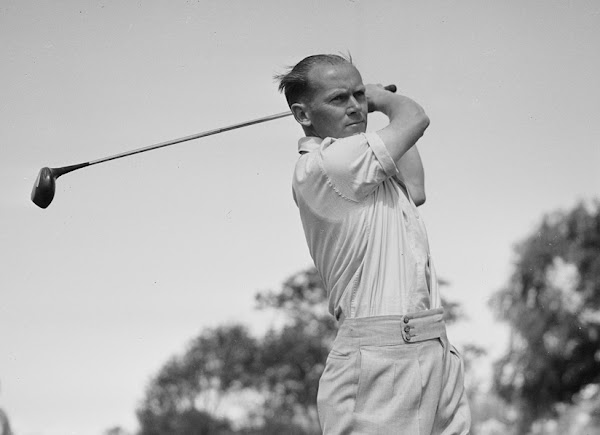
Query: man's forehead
308 63 363 92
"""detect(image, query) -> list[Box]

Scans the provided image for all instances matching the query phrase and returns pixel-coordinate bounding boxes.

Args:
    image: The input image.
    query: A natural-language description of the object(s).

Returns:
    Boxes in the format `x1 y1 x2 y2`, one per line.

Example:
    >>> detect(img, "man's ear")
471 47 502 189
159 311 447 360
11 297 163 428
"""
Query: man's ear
291 102 312 128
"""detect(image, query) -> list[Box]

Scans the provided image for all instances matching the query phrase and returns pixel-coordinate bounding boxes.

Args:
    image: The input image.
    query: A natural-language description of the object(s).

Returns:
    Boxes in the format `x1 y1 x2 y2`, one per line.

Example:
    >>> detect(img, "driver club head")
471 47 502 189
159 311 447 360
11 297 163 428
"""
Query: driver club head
31 163 90 209
31 167 56 209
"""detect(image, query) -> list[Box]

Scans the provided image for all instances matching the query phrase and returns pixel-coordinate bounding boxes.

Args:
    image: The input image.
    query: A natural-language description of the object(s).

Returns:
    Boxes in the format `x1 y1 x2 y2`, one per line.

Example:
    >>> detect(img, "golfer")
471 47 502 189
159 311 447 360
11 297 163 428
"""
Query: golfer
277 54 471 434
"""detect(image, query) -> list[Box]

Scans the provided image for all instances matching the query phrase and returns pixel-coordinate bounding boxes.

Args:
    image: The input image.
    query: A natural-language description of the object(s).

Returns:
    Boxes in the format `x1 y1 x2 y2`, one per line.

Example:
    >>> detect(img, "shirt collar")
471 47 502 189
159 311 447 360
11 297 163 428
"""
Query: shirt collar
298 136 325 154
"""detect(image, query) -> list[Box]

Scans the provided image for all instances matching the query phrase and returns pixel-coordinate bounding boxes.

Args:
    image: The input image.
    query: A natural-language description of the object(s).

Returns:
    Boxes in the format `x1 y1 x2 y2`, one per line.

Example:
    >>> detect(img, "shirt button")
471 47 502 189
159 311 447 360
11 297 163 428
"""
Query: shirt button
403 317 410 324
405 335 412 342
404 326 410 333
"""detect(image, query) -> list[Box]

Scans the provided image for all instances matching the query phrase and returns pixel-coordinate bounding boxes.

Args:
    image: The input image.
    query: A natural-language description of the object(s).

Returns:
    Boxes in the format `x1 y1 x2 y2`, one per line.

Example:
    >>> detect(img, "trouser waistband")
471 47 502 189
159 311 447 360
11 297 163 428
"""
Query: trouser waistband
336 307 446 346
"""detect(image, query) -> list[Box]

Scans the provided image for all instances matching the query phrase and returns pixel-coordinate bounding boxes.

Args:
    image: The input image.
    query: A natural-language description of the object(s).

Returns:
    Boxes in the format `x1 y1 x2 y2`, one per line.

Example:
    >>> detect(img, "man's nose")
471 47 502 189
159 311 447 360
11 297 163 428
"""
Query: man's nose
347 96 362 114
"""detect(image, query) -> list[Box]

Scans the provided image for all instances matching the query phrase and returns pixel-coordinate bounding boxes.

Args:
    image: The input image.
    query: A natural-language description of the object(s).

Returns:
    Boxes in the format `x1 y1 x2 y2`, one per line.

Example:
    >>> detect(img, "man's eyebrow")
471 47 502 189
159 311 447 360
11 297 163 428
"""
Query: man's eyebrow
324 89 349 99
331 85 365 94
326 88 346 95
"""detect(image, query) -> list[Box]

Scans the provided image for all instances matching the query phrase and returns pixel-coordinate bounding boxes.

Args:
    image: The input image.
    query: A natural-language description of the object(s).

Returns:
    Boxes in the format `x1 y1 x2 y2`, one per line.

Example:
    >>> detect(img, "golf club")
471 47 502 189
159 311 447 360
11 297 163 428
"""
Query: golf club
31 84 397 209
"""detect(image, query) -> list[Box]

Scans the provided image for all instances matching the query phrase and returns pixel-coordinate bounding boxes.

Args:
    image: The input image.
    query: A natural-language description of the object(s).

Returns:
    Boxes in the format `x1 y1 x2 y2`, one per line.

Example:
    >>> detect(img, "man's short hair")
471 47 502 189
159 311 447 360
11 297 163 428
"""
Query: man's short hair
275 54 353 107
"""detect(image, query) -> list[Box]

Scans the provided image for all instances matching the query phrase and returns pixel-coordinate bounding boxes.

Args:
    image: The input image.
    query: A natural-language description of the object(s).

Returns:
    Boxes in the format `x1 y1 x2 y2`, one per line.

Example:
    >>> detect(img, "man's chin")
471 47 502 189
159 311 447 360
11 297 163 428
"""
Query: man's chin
317 123 366 139
346 123 367 135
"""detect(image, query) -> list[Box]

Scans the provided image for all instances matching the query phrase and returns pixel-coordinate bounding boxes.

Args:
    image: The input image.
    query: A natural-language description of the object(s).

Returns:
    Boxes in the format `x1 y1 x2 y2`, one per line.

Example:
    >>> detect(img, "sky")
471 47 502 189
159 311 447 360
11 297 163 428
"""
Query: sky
1 0 599 433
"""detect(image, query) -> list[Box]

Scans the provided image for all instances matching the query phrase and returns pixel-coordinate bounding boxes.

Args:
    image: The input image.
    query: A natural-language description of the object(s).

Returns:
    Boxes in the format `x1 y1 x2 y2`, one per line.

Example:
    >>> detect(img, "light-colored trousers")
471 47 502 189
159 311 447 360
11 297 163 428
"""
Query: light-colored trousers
317 308 471 434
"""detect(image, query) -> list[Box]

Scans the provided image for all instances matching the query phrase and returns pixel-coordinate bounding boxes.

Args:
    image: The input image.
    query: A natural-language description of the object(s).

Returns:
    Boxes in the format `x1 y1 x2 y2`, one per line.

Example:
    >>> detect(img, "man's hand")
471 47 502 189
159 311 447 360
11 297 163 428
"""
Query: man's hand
366 84 392 113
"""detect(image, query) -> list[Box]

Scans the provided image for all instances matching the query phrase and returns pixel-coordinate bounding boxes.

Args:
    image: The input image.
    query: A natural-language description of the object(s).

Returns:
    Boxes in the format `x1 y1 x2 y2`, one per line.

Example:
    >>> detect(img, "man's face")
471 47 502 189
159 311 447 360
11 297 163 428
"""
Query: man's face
303 62 368 139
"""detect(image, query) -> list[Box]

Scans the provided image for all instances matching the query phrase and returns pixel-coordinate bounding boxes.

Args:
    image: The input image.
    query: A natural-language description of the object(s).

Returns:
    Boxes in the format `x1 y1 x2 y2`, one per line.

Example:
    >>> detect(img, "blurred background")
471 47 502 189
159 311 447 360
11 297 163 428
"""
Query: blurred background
1 1 599 434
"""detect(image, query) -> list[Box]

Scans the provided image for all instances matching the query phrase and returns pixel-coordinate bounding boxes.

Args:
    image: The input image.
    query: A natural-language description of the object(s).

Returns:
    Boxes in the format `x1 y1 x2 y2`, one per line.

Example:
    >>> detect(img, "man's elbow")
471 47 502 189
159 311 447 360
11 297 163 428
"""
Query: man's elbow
409 184 426 206
416 113 430 135
414 191 426 207
406 113 430 143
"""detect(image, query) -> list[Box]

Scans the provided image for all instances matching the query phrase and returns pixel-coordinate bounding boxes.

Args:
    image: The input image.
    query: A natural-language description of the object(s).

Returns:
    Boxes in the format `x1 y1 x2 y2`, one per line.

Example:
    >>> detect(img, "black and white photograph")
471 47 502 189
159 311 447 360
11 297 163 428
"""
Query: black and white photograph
1 1 599 434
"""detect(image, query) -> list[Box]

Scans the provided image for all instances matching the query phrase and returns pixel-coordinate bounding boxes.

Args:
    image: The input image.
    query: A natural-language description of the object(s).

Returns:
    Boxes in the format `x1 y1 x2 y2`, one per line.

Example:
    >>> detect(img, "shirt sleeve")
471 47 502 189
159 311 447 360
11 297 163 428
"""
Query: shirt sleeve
318 132 400 201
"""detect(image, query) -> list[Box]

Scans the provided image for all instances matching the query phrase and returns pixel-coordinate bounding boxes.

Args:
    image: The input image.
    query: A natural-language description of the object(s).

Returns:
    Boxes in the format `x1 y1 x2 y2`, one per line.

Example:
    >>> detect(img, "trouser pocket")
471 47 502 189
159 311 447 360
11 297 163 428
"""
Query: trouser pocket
317 344 358 433
434 342 472 434
354 345 422 427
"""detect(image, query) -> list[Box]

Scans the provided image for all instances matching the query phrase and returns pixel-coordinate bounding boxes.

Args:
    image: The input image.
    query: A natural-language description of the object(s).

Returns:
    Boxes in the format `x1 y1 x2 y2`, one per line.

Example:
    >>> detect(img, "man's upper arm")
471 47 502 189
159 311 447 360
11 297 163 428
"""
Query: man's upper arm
395 145 426 206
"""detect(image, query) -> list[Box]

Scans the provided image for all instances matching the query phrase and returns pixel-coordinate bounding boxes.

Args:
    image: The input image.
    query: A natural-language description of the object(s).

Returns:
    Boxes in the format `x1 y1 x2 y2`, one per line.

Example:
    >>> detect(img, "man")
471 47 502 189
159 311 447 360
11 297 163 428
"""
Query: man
276 54 471 434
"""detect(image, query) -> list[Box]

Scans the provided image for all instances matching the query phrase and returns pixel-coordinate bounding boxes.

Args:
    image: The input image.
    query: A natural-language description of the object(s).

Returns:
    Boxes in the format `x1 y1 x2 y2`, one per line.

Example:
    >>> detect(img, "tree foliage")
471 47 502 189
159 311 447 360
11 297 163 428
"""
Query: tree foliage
136 324 257 435
490 201 600 433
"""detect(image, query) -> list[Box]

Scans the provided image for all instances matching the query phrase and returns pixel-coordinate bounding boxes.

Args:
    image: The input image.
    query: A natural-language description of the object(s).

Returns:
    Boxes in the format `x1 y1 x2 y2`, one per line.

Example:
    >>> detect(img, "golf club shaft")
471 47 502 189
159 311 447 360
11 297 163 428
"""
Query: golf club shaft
57 84 398 175
88 110 293 167
77 83 397 169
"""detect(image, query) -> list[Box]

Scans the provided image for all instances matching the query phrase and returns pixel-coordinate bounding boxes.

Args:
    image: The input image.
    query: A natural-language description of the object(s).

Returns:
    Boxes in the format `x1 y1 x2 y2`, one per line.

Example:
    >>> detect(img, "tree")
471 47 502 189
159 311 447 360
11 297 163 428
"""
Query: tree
490 201 600 433
136 325 258 434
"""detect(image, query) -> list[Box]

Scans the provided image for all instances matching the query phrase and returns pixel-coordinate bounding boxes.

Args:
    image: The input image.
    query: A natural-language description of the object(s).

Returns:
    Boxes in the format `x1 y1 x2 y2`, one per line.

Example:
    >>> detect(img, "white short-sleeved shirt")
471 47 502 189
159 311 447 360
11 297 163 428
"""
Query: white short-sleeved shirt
292 132 439 320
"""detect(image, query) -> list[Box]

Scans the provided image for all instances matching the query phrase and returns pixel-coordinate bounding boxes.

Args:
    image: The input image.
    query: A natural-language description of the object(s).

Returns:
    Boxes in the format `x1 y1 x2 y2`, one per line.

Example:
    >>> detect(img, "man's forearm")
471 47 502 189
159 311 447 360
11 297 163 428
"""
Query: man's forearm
396 145 425 206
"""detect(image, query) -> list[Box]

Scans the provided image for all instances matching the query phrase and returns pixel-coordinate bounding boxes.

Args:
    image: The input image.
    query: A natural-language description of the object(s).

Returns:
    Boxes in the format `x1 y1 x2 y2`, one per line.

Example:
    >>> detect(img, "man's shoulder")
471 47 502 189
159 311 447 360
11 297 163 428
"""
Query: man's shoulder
293 148 320 186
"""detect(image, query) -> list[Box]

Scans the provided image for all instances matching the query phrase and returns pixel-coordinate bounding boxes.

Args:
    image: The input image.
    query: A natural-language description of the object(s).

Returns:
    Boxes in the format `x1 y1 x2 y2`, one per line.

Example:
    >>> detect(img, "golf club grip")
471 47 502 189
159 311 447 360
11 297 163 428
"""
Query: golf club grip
384 84 397 93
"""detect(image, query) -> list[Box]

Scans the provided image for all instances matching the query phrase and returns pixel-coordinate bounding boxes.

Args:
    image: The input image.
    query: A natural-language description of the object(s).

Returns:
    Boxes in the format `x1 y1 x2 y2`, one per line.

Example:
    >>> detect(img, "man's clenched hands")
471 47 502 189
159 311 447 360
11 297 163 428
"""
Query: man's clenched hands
366 84 392 113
